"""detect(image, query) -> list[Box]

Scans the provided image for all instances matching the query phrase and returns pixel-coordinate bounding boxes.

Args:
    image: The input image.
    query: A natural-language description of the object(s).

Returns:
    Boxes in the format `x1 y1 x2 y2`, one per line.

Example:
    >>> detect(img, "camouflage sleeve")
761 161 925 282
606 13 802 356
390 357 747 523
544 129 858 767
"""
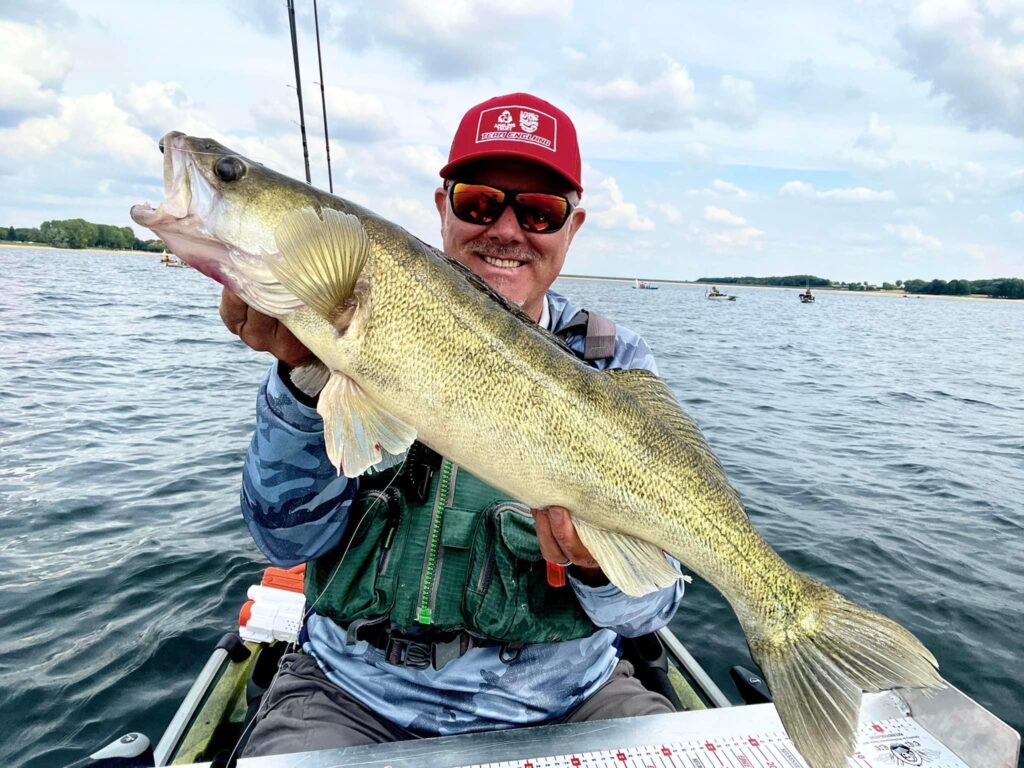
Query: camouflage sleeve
240 363 356 567
569 572 685 637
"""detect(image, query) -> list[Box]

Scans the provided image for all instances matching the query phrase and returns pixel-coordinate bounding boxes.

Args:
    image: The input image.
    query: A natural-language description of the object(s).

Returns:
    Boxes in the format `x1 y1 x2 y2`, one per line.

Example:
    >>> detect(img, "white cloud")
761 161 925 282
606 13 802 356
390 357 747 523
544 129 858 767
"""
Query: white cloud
840 112 897 171
886 223 943 249
376 196 439 239
1 0 78 26
576 55 698 131
252 88 394 144
780 180 896 202
585 171 655 231
695 224 764 251
648 201 682 223
121 81 193 133
0 92 155 169
1011 210 1024 223
324 87 395 142
711 179 749 200
684 142 714 162
339 0 573 79
856 112 895 150
251 98 296 130
0 21 72 125
711 74 758 127
898 0 1024 138
704 205 747 227
389 144 447 184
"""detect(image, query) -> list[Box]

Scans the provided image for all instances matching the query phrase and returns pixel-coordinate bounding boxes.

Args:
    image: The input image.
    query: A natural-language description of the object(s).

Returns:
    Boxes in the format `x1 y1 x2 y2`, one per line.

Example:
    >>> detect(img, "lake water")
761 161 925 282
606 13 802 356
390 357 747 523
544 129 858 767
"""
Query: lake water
1 246 1021 767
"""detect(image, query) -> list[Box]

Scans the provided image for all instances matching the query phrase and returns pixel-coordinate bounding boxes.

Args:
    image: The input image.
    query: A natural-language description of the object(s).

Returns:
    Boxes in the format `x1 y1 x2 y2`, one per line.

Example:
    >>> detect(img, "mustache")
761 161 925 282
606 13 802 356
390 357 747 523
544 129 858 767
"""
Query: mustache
468 238 540 263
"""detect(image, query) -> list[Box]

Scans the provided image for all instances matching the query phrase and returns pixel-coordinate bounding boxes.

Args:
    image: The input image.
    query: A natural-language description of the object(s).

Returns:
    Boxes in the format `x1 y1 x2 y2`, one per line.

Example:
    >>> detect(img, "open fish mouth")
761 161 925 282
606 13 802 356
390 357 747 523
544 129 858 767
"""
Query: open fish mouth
130 131 230 284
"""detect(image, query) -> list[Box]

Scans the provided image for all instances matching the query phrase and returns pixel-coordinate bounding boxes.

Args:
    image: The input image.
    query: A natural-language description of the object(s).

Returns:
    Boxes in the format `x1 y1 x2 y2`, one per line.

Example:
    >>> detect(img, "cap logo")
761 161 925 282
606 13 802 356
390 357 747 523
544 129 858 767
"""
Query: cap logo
476 105 557 152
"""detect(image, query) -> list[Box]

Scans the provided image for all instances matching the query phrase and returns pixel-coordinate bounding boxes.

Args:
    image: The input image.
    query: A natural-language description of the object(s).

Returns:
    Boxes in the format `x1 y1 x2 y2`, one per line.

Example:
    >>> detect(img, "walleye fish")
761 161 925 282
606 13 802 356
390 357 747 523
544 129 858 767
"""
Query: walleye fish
131 132 942 768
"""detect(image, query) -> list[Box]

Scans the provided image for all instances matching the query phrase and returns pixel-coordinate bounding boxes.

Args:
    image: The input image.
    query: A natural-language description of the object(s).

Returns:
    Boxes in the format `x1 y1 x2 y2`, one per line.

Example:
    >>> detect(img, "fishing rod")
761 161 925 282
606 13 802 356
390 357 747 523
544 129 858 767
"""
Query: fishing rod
313 0 333 192
286 0 312 184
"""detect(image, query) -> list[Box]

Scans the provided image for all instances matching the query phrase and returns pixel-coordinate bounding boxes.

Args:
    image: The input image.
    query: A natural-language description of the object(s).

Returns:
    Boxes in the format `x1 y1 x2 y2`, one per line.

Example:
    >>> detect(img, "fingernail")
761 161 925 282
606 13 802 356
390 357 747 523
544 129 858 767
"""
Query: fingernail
548 508 563 524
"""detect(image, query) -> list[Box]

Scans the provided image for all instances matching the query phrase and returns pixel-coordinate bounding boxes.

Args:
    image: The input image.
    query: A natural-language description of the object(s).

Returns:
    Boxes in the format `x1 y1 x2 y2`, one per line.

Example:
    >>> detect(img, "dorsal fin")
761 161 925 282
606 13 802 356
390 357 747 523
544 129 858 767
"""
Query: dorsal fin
606 368 734 487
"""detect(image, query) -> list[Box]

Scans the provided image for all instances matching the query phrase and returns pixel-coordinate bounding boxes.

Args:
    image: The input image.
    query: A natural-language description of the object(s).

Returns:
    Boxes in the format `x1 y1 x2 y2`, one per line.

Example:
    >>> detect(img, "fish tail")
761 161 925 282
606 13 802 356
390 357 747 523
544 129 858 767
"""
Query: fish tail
748 575 941 768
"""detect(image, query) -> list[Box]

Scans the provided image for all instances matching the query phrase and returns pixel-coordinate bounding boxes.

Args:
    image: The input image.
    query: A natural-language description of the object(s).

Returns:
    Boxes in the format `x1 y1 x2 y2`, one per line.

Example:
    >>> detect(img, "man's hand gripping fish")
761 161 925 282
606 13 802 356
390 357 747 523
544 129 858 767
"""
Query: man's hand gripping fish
131 132 942 768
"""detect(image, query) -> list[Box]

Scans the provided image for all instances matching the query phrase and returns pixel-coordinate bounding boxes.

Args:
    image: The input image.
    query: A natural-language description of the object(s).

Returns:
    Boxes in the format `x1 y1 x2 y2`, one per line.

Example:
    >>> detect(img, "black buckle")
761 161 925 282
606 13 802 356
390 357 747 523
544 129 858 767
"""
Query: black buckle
410 462 434 505
431 635 465 671
406 443 441 504
385 636 431 669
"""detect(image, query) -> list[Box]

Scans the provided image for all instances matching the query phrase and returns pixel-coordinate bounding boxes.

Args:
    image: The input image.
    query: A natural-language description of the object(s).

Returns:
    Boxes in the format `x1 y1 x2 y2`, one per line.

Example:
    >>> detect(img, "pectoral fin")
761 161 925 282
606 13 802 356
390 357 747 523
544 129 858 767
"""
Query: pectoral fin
573 517 687 596
272 207 370 332
290 359 331 397
318 371 416 477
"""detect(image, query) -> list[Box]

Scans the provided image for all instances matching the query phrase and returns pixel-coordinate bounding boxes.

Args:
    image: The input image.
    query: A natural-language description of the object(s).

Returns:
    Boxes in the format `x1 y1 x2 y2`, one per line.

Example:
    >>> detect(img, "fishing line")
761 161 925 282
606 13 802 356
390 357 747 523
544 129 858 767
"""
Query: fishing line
223 453 410 766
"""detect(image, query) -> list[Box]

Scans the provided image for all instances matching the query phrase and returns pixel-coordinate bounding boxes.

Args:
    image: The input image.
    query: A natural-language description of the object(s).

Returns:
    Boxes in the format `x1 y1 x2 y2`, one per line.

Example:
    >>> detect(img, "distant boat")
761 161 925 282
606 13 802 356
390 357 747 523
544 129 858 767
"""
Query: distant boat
705 287 737 301
633 279 659 290
799 289 815 303
161 254 190 268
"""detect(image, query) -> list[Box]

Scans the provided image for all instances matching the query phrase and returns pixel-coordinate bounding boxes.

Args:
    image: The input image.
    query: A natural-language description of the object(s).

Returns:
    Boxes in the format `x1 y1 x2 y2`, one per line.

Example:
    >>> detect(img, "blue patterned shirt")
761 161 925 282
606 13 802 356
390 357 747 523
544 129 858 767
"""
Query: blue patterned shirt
241 289 684 735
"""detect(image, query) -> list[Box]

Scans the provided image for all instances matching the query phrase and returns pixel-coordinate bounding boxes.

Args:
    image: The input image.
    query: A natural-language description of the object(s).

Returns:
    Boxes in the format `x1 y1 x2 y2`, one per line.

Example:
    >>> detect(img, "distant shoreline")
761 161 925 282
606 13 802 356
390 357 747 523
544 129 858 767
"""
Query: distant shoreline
0 242 162 257
2 246 1016 303
558 274 1021 303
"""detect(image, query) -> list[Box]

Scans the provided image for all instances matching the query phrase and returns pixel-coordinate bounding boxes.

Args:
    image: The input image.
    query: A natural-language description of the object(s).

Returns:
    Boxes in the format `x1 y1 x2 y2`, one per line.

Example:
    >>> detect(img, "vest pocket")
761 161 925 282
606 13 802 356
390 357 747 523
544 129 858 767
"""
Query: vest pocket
463 503 594 643
303 489 402 622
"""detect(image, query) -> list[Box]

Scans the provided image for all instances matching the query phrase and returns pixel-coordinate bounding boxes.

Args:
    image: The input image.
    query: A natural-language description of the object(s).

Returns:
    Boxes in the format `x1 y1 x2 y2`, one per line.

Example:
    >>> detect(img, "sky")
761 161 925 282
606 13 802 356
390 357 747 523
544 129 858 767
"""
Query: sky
1 0 1022 283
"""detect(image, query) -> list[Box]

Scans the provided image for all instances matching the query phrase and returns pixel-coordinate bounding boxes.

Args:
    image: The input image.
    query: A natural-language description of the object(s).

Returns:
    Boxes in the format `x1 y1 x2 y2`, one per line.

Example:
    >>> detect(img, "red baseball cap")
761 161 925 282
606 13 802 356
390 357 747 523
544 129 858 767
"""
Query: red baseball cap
440 92 583 195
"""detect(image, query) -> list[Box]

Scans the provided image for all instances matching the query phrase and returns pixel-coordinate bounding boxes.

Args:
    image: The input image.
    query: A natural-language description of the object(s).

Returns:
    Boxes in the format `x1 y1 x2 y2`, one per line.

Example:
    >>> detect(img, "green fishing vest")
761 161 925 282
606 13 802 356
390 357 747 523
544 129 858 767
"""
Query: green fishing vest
304 308 618 649
304 443 597 644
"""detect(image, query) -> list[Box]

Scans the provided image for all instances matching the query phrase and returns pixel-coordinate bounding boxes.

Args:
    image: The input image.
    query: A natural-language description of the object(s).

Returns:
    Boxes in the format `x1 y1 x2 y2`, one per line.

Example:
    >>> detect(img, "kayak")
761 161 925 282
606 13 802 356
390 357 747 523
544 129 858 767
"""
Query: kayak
68 566 1021 768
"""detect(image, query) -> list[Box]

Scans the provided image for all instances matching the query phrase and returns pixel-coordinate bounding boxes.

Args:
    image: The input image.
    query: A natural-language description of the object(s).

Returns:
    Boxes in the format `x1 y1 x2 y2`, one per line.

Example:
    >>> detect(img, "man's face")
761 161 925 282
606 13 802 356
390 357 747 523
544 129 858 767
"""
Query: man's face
434 158 585 322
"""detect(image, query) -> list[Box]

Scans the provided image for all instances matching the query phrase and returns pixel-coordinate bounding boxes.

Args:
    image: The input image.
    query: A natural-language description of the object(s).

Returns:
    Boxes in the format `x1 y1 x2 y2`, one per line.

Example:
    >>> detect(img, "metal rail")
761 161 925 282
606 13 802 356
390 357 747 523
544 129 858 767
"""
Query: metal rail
152 646 230 766
656 627 733 708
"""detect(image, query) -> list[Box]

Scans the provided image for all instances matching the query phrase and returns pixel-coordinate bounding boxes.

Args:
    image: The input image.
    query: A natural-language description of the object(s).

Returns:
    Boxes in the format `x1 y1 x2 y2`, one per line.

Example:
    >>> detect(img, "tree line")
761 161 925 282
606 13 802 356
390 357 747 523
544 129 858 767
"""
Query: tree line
1 219 166 252
901 278 1024 299
697 275 831 287
697 274 1023 299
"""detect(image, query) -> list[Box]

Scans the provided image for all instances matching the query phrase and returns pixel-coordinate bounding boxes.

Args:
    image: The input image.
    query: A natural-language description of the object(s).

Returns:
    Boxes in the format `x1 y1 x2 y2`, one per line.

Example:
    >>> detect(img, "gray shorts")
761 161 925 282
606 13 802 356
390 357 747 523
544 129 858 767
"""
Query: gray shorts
242 653 674 758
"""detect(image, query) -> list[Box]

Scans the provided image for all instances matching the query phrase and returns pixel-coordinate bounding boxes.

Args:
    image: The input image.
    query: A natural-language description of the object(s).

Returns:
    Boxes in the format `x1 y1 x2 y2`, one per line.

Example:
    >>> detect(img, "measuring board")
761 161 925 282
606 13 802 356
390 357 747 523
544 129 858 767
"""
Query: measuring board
223 689 1019 768
462 718 965 768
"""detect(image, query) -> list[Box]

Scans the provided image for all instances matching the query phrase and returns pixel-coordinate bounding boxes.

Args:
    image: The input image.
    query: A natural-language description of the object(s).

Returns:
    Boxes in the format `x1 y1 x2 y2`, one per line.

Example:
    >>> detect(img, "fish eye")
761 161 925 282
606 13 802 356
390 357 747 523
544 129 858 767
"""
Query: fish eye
215 156 246 183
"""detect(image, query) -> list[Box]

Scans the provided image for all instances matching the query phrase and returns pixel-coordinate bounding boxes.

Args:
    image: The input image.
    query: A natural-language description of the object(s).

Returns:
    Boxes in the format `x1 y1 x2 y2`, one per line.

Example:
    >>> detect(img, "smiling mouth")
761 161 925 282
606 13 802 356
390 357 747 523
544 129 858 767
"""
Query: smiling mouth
480 254 528 269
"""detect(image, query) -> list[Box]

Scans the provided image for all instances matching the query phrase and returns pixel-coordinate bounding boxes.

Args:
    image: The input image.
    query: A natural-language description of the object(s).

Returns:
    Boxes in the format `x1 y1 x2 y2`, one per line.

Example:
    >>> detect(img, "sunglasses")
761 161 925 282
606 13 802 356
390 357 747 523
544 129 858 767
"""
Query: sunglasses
448 182 575 234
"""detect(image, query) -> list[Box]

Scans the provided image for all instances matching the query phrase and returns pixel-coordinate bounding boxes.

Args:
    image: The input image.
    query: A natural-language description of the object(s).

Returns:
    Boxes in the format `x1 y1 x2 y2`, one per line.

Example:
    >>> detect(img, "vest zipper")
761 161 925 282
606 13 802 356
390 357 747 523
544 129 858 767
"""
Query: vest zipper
417 458 453 624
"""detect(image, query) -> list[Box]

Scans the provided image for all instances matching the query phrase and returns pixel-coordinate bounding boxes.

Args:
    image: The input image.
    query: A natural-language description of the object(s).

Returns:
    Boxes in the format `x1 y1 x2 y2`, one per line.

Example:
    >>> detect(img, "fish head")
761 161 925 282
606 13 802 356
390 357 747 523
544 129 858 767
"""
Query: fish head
130 131 325 310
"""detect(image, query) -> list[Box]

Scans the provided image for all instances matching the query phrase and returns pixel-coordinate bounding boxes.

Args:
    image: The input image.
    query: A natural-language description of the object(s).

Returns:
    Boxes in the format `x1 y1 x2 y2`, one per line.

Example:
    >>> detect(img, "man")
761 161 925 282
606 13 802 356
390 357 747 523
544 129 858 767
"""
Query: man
222 93 684 756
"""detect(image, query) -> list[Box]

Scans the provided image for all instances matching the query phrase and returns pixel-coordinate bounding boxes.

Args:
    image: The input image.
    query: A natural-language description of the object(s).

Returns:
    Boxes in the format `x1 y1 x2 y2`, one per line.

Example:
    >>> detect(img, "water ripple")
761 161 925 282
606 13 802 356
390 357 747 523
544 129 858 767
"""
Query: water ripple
1 249 1022 766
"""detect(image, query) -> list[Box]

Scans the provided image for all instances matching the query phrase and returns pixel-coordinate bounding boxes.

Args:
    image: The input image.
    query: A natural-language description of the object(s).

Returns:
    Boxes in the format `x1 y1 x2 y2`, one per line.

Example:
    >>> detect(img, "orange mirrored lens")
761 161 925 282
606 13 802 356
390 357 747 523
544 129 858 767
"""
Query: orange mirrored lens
514 193 570 233
451 184 506 224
